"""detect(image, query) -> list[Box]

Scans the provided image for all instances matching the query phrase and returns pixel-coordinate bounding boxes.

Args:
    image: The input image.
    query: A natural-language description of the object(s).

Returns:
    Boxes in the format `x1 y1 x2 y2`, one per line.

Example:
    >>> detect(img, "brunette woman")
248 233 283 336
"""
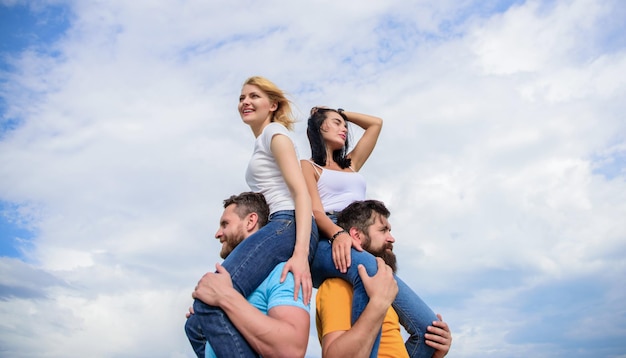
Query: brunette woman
304 107 437 358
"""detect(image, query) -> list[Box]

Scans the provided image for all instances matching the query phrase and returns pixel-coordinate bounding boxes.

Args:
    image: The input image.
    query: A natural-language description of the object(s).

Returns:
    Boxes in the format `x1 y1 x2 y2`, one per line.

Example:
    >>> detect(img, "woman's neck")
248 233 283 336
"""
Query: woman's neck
251 119 272 138
324 147 342 169
325 147 333 162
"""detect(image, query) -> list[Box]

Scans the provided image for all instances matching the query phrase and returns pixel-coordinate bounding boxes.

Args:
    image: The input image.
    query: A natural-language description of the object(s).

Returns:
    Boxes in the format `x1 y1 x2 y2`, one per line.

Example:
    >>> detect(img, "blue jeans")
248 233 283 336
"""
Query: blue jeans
311 216 436 358
185 210 318 358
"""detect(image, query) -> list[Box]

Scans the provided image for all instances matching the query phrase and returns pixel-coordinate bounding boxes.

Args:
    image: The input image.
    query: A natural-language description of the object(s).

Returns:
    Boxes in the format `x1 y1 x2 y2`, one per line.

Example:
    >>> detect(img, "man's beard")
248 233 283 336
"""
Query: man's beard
379 246 397 273
363 239 397 273
221 235 245 259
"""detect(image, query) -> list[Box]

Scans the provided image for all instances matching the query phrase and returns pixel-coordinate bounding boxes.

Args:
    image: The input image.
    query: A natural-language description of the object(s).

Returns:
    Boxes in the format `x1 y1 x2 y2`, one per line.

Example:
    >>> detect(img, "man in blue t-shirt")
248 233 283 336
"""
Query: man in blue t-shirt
186 192 309 358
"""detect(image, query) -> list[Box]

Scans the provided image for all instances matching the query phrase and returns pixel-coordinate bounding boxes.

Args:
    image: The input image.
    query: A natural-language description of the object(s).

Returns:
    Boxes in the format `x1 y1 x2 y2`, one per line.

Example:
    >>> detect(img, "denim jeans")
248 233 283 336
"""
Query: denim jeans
394 278 437 358
185 210 318 358
311 215 436 358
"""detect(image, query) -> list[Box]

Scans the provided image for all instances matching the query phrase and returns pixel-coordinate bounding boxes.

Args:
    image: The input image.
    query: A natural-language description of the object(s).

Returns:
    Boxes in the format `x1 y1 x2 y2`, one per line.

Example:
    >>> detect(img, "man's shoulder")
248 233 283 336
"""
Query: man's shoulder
315 279 353 340
257 263 298 297
247 263 289 298
262 262 309 311
318 278 353 295
263 262 288 286
316 278 353 308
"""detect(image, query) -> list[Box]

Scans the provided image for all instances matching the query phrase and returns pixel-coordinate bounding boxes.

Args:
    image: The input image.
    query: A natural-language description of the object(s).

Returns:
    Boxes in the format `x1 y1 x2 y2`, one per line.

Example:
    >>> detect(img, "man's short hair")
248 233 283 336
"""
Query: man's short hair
223 192 270 228
336 200 390 233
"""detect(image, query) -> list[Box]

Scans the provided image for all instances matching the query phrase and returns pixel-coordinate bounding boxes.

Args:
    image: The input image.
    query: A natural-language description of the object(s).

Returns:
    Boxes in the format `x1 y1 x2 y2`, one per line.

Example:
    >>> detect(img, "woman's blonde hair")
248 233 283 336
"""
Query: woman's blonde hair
243 76 295 130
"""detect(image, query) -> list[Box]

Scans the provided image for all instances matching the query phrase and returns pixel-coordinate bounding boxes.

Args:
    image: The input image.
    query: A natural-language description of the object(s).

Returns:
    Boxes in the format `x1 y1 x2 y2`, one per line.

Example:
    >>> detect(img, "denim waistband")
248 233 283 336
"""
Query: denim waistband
325 211 339 223
269 210 295 220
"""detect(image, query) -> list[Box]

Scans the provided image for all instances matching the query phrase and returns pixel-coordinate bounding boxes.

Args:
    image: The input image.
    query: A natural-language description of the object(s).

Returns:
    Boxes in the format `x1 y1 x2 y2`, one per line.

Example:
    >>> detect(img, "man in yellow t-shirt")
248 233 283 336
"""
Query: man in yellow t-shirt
316 200 452 358
317 277 411 358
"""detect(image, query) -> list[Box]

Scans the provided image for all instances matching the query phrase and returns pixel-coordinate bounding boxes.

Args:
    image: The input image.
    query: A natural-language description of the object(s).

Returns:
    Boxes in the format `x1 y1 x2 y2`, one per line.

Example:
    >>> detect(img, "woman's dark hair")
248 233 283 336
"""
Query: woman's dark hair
307 108 351 168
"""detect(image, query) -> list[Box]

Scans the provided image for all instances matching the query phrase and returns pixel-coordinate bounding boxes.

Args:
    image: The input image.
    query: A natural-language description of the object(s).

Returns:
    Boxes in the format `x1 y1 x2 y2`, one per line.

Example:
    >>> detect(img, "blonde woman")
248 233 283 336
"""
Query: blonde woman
186 77 317 357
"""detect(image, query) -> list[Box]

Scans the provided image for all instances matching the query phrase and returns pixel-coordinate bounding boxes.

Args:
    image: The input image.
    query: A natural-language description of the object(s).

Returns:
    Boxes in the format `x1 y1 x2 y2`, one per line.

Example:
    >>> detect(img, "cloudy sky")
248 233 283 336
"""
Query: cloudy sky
1 0 625 357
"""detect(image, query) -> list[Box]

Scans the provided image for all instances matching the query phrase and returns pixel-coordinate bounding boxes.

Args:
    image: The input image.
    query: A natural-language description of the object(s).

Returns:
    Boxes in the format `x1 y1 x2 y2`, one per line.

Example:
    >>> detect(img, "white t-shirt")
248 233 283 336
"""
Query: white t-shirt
245 122 298 214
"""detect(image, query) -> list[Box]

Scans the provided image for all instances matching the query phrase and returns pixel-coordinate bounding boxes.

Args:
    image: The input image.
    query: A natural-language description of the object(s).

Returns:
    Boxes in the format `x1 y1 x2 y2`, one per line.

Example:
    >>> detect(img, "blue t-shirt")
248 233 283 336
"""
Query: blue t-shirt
205 262 309 358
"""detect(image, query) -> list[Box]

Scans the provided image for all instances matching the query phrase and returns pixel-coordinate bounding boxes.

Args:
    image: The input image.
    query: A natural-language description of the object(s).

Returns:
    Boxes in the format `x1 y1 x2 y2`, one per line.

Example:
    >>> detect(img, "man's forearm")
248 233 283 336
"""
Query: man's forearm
217 288 308 357
323 297 389 358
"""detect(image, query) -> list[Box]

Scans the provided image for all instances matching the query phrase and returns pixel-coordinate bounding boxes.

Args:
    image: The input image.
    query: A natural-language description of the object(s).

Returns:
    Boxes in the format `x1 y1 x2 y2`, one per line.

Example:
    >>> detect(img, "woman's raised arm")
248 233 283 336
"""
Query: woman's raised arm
343 110 382 172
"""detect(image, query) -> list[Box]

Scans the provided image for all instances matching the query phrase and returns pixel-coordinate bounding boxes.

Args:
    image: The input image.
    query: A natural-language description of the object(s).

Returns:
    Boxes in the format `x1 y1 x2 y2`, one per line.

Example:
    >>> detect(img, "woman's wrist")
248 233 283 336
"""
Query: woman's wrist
330 229 348 242
337 108 348 120
292 248 309 259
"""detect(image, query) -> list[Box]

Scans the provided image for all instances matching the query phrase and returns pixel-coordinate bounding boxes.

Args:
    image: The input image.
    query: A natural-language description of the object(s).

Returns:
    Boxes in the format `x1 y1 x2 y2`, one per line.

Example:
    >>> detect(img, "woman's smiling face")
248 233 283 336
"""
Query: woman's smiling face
238 84 277 126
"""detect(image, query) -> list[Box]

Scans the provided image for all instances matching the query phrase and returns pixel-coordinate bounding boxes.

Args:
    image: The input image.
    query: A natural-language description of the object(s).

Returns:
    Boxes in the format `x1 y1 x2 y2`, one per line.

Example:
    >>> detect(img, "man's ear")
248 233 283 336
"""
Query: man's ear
349 227 362 244
245 212 259 232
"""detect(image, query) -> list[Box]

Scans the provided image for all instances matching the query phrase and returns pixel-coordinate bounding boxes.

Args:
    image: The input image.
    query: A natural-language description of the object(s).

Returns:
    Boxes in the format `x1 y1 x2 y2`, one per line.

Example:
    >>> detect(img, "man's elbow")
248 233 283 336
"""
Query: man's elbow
284 344 307 358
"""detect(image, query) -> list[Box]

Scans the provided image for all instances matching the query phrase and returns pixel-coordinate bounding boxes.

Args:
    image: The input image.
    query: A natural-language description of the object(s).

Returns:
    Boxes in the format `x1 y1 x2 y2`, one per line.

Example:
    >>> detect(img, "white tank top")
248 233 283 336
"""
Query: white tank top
308 161 367 212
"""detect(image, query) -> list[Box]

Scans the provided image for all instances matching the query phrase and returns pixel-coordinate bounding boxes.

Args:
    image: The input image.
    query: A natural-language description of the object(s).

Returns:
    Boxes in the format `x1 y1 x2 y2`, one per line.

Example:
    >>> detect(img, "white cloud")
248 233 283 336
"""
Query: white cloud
1 0 625 357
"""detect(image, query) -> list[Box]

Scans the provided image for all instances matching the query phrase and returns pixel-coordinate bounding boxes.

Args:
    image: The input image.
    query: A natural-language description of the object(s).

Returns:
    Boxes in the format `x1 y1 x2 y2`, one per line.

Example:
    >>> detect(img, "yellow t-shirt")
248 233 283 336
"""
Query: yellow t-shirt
316 278 409 358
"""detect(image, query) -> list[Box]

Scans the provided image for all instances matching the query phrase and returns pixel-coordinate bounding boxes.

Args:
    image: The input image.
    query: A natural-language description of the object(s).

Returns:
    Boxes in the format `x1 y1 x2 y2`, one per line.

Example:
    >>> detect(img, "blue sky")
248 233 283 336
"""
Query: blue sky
1 1 625 357
0 201 33 258
0 3 68 52
1 3 66 260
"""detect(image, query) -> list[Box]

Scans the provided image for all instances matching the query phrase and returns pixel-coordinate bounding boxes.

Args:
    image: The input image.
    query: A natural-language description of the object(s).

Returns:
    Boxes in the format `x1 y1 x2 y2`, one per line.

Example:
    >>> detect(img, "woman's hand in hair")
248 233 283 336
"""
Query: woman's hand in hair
310 106 330 115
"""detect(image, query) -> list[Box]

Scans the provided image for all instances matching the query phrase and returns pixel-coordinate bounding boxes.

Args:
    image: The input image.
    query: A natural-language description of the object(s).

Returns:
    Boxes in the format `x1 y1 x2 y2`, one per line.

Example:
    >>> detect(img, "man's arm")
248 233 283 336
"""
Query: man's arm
192 263 309 357
321 258 398 358
426 314 452 358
